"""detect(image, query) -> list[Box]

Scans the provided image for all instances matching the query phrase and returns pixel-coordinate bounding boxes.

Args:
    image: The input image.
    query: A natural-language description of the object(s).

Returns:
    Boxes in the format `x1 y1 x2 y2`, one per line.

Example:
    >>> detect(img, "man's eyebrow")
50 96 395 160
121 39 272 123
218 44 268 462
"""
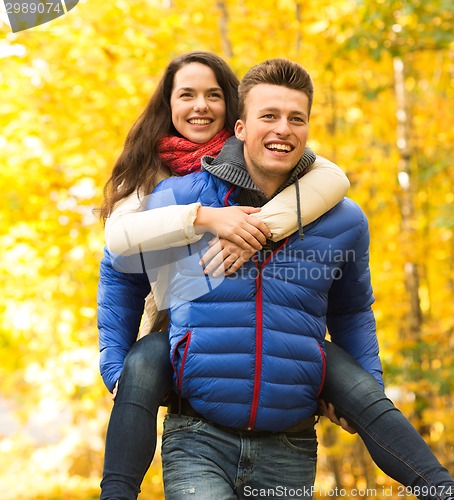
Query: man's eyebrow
258 106 308 118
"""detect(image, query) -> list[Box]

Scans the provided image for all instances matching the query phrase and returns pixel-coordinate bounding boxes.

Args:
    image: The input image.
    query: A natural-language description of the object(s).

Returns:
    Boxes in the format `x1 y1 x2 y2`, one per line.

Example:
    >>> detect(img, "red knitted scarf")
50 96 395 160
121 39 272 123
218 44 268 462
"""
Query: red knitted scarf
158 129 232 175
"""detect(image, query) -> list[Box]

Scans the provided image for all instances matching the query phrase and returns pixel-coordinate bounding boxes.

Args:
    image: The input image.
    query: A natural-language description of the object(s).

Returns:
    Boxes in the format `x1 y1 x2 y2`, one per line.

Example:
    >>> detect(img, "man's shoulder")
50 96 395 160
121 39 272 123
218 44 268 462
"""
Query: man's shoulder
312 197 368 237
333 197 366 219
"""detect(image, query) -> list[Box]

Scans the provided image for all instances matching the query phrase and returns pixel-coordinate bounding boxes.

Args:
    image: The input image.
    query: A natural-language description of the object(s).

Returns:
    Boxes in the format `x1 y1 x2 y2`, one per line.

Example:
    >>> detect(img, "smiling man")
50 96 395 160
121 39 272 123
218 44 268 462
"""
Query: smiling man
130 58 383 500
236 81 311 197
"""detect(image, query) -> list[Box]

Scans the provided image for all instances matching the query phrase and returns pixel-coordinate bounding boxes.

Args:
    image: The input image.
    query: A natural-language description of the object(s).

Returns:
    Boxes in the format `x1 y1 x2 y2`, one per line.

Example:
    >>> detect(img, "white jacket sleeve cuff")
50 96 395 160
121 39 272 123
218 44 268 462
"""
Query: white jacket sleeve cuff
105 191 202 256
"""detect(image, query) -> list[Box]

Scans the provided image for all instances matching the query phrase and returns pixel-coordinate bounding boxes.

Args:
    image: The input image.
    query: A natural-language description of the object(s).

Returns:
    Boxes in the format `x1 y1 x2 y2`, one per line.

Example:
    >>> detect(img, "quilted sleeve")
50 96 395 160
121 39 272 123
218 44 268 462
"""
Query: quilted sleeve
326 206 383 387
97 247 151 391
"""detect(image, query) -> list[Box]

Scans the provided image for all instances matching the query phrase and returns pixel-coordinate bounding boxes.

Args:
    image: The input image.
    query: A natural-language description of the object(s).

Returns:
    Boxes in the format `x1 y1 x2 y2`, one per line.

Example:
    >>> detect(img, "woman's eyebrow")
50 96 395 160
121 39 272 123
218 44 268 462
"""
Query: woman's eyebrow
177 86 224 92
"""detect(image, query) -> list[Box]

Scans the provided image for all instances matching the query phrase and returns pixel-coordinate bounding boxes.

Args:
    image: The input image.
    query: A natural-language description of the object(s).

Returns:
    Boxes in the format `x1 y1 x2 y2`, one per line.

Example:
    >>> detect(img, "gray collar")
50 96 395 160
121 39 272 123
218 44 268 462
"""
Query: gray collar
201 136 316 198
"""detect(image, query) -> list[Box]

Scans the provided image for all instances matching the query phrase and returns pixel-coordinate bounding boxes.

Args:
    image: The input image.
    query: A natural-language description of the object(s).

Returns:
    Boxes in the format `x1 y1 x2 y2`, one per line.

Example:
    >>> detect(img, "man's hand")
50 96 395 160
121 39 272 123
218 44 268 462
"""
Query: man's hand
194 206 271 251
319 400 357 435
200 238 256 277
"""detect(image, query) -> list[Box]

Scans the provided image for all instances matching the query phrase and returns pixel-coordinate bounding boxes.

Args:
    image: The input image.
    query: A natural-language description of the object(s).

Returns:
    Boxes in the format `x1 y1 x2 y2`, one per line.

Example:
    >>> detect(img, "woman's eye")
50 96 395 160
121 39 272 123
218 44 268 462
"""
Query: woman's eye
209 93 223 99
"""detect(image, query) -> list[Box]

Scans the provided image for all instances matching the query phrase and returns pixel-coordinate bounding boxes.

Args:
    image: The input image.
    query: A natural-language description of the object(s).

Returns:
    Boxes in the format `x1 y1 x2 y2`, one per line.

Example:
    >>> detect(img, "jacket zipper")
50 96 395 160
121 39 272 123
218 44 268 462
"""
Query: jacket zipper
247 257 263 429
247 237 290 430
172 330 192 391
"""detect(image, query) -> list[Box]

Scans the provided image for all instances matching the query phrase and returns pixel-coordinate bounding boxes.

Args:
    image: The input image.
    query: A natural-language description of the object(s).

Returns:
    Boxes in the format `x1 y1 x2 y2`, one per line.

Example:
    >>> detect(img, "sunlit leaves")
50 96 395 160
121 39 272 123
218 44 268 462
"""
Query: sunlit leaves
0 0 453 497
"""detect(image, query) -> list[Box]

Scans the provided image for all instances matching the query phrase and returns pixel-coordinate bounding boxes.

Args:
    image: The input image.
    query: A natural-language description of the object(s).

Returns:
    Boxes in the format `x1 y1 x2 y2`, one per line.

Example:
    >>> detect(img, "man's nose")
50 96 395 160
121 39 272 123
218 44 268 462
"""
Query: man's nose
274 118 291 135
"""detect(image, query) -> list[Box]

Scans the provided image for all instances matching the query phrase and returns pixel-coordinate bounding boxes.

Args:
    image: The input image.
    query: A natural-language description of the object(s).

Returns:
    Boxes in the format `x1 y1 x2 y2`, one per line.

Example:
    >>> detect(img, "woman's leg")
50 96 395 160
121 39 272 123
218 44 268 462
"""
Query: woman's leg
321 341 454 500
100 331 173 500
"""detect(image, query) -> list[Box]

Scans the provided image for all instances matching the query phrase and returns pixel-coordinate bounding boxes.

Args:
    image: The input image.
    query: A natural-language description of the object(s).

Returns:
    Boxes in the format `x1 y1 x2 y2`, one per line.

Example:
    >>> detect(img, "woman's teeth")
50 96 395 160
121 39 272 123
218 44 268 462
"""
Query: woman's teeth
188 118 212 125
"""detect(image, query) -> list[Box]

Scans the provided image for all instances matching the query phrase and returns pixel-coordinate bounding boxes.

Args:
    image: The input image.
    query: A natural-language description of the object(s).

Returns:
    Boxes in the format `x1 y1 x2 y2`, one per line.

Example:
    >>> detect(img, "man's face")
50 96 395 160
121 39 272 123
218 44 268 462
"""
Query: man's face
235 84 309 196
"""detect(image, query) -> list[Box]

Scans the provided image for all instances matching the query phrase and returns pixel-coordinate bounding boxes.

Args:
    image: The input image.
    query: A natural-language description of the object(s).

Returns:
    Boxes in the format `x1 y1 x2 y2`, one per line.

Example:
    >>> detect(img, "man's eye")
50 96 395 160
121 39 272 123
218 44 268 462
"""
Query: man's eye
262 114 275 119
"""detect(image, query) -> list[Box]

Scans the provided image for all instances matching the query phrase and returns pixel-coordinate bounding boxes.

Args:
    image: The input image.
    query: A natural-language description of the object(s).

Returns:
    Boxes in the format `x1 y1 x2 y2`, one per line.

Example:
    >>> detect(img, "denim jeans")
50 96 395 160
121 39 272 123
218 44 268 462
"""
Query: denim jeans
100 334 454 500
161 414 317 500
100 331 173 500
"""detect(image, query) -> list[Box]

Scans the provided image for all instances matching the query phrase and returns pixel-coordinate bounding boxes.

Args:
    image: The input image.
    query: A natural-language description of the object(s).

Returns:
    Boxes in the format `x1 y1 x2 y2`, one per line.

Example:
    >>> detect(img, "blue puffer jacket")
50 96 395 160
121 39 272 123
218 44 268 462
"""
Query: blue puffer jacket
98 172 382 432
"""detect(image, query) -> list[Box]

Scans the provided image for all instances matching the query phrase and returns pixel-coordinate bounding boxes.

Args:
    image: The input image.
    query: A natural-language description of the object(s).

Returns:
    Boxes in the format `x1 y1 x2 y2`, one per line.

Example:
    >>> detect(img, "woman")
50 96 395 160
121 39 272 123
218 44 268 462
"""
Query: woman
98 52 454 500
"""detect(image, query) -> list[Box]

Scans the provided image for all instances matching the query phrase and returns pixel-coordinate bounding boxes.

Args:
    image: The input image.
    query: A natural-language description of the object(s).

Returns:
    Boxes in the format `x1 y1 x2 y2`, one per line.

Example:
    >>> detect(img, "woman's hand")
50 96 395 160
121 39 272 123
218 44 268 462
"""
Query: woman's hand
200 238 256 277
319 400 357 434
112 380 119 401
194 206 271 251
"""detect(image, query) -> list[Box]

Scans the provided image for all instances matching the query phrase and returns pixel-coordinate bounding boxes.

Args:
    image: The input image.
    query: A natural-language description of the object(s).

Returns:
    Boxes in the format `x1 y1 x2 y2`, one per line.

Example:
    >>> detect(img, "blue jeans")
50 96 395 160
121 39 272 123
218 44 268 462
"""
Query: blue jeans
100 333 454 500
100 332 173 500
161 414 317 500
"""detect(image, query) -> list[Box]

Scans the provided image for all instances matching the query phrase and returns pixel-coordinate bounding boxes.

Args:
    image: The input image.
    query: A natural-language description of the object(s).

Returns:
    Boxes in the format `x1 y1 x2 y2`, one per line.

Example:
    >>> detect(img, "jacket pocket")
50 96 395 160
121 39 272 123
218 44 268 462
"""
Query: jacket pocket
171 330 192 392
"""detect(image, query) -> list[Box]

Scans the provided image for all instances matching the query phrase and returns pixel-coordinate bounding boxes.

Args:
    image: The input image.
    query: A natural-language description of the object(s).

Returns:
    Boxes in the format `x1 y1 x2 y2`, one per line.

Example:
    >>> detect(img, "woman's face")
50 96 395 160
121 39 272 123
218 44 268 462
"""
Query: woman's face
170 62 226 144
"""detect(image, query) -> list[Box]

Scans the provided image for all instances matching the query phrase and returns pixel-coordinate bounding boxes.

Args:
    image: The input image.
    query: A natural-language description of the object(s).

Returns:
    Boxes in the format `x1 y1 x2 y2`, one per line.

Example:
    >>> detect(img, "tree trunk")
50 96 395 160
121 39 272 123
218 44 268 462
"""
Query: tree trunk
320 426 345 491
393 56 427 433
217 0 233 60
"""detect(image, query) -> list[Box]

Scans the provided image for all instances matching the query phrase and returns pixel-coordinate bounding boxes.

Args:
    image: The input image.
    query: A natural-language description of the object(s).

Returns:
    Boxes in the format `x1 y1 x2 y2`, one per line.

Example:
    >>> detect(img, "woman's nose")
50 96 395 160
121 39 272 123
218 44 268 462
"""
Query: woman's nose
194 96 208 112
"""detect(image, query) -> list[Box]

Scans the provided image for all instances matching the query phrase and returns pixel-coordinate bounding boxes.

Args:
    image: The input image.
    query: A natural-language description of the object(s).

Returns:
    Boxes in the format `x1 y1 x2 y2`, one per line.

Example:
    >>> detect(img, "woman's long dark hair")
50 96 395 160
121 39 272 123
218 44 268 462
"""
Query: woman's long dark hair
100 51 239 222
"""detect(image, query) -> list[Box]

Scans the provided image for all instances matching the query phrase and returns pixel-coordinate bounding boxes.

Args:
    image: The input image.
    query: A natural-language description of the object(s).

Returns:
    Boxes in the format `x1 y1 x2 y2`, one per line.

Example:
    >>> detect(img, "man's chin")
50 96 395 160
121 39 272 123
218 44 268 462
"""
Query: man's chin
264 158 297 174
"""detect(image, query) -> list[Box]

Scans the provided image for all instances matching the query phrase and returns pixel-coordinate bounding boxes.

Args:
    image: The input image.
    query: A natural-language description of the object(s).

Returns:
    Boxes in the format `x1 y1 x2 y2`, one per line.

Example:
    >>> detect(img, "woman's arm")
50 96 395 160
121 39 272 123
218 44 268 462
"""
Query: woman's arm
254 155 350 242
200 156 350 276
106 189 271 257
105 190 204 256
106 156 348 263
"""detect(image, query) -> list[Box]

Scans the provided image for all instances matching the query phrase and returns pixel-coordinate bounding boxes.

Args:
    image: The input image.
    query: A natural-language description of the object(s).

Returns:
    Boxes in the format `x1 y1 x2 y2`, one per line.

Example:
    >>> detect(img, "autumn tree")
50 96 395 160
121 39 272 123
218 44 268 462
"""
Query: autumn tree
0 1 452 497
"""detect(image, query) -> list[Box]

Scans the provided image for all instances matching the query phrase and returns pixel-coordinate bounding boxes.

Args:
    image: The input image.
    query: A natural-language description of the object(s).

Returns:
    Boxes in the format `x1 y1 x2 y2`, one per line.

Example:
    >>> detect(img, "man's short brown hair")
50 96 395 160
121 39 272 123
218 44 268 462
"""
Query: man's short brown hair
238 58 314 120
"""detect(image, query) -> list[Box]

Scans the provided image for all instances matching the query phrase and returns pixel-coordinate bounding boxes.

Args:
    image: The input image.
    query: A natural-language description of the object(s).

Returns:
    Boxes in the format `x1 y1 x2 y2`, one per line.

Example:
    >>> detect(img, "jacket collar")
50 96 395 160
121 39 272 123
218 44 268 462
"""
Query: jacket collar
201 137 316 198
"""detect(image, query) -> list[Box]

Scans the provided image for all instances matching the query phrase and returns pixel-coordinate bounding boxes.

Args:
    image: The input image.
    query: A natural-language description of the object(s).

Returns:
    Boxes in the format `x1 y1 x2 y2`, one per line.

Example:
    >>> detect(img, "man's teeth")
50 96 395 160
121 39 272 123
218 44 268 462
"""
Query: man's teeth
188 119 212 125
266 143 292 152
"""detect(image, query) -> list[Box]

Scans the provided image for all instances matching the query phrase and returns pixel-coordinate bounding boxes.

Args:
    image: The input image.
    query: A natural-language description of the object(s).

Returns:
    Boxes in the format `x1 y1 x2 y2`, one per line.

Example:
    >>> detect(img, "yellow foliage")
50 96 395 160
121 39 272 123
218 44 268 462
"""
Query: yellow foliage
1 0 453 497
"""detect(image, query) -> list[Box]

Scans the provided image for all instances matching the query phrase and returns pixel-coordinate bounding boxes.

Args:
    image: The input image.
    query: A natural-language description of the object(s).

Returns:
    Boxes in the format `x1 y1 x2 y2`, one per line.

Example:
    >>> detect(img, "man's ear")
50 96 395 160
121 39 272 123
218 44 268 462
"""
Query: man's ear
234 119 246 142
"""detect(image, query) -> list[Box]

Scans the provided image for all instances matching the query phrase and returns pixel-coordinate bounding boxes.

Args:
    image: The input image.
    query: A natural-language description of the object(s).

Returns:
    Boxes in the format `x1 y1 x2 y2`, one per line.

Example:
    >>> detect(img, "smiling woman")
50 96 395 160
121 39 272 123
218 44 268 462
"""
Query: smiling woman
170 62 226 144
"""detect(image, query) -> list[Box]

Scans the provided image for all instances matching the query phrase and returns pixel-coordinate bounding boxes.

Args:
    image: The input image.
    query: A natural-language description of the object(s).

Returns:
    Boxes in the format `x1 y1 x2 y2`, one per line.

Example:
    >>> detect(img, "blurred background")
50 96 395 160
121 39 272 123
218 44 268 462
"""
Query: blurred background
0 0 453 498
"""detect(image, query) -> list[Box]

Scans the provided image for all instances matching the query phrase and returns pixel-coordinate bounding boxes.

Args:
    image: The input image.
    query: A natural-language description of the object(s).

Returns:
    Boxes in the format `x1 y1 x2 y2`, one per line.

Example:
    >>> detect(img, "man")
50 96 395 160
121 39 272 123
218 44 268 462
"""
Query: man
138 58 382 499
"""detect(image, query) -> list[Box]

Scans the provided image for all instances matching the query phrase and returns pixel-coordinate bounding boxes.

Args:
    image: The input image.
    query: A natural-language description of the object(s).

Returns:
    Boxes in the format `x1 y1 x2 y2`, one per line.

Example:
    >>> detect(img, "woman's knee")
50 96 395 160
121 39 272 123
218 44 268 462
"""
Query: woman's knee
122 332 172 386
323 342 388 409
